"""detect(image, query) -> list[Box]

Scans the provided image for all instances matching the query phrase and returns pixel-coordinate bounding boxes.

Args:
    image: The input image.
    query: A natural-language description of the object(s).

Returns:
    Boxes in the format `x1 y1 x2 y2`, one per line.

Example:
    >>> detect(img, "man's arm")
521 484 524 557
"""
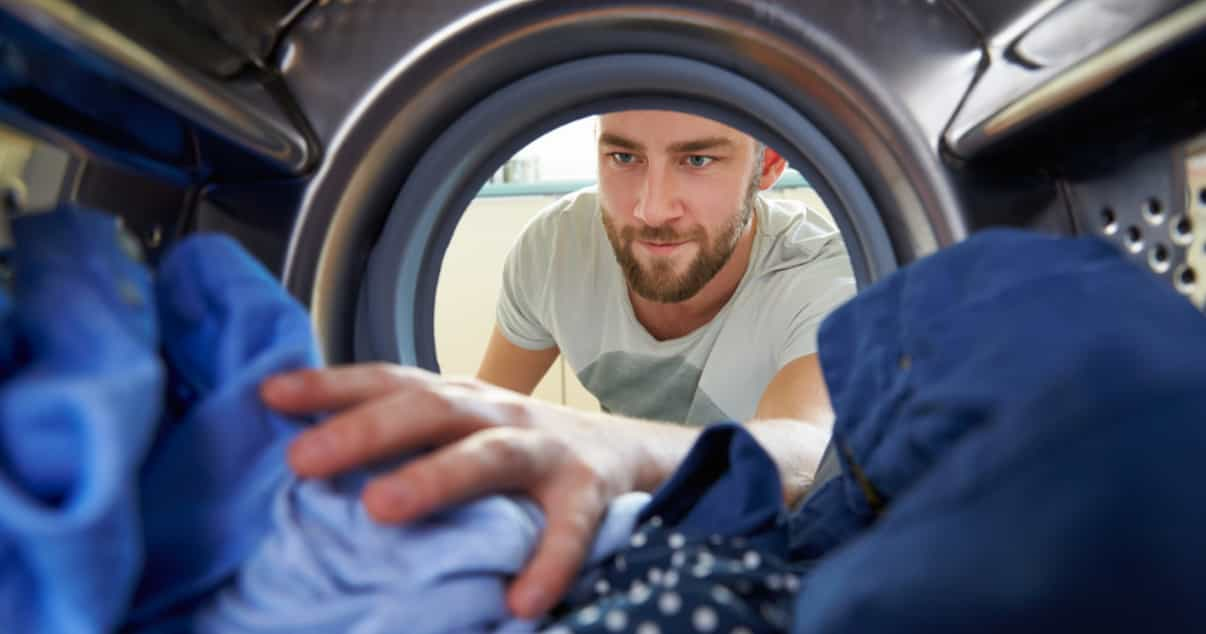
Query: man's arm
619 354 835 509
476 323 559 395
750 353 835 497
262 362 831 618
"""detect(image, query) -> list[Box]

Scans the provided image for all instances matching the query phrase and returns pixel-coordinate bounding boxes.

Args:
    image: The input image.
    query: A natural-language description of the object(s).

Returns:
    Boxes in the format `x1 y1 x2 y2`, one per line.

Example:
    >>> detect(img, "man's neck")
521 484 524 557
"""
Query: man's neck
629 211 758 341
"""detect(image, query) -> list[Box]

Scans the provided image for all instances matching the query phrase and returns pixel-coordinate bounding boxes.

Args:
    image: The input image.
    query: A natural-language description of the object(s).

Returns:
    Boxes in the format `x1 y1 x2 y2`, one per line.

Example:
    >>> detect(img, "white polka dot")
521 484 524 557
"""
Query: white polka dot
668 532 686 548
731 628 754 634
671 551 687 568
615 555 627 572
658 591 682 615
629 581 651 604
577 605 601 626
711 585 734 604
692 606 719 632
691 564 711 579
605 609 628 631
648 567 663 584
766 574 783 591
544 626 573 634
662 570 680 588
637 623 661 634
742 551 761 570
696 551 715 568
785 574 800 592
631 532 647 548
649 516 663 527
595 579 611 595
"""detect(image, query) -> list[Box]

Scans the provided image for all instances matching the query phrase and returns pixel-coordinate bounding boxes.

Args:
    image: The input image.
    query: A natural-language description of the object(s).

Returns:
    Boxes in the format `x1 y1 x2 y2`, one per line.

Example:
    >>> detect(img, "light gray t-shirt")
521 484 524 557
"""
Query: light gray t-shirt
497 187 855 425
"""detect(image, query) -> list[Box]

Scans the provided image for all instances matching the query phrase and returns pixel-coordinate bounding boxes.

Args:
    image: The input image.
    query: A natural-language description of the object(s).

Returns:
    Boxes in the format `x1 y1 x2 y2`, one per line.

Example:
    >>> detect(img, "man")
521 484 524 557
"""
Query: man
479 110 855 424
261 110 854 619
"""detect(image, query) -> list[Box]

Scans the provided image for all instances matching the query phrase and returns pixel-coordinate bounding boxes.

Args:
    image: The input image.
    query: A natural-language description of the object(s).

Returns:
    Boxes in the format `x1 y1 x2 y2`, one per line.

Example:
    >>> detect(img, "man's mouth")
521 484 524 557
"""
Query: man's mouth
636 240 688 255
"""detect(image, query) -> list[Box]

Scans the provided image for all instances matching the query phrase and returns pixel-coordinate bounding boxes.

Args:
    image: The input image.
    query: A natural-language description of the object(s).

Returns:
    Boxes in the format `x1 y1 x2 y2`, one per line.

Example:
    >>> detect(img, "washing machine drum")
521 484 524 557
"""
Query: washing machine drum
2 1 1205 605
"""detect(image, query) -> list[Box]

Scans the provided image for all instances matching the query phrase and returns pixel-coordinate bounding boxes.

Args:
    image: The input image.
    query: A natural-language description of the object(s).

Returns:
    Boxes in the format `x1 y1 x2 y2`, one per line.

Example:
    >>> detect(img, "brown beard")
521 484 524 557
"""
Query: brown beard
602 172 761 304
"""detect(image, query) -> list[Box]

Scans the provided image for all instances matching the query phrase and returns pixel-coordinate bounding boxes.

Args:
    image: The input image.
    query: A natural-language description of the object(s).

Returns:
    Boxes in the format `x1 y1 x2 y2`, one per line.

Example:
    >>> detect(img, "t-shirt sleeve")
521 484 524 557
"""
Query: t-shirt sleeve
775 244 857 370
496 212 558 350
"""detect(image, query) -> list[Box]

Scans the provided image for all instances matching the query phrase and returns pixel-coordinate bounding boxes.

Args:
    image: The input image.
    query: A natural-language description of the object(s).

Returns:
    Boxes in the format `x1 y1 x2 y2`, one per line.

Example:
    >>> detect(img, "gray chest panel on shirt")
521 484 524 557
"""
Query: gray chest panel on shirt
577 351 730 426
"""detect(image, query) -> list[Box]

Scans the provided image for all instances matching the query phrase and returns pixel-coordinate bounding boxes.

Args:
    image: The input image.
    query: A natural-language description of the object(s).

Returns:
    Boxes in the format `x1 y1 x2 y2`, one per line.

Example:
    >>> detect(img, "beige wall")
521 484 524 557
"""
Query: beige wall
433 195 598 409
433 187 831 410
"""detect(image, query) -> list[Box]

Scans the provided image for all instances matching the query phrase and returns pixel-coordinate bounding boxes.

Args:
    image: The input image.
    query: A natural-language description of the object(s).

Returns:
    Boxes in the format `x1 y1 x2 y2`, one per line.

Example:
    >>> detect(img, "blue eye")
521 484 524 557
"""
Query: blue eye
610 152 637 165
685 155 714 168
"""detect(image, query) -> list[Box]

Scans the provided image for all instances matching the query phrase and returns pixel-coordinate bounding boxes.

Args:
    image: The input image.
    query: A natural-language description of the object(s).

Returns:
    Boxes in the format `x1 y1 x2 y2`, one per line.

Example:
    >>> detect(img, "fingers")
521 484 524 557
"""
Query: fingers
358 426 610 618
508 480 609 618
361 428 551 522
286 384 484 477
268 362 621 621
261 363 430 415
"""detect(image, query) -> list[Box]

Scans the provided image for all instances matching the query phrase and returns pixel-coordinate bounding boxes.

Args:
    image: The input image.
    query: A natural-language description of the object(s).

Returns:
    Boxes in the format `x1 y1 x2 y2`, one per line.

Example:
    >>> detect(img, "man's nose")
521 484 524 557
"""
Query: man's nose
632 165 684 226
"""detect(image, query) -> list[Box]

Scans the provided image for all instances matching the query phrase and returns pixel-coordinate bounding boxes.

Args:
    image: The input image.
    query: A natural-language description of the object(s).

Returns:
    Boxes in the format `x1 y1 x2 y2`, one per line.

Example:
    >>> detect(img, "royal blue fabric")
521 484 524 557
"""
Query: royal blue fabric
0 212 317 633
127 234 321 628
0 206 163 634
790 229 1206 632
550 424 807 634
0 286 17 379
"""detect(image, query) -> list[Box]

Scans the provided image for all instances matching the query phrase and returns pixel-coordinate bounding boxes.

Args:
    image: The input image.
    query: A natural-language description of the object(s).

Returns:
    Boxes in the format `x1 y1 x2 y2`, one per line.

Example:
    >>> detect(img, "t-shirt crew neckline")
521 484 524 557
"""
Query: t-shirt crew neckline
609 199 767 349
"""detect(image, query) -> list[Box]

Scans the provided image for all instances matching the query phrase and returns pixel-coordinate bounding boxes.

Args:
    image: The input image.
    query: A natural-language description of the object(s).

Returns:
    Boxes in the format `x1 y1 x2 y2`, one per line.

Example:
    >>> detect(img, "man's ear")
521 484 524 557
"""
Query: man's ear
758 147 789 190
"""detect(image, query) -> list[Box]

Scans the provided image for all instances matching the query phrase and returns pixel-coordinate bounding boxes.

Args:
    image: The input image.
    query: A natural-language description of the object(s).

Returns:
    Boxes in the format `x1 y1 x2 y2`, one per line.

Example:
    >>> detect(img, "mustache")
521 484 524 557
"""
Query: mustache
621 224 705 244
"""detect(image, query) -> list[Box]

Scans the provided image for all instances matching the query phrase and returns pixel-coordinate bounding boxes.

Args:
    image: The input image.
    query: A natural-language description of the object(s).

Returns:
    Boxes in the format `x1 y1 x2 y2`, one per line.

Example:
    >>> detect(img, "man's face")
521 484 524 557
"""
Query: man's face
597 110 767 304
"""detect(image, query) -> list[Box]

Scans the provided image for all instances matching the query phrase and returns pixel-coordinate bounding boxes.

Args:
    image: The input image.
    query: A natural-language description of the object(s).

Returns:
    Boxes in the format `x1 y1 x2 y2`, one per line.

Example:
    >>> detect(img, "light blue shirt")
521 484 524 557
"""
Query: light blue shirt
195 472 648 634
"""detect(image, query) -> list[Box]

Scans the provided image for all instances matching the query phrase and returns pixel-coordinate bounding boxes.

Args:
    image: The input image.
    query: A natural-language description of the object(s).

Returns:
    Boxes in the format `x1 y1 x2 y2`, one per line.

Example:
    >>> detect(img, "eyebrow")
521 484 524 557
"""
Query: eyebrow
667 137 736 153
598 133 737 154
598 133 644 151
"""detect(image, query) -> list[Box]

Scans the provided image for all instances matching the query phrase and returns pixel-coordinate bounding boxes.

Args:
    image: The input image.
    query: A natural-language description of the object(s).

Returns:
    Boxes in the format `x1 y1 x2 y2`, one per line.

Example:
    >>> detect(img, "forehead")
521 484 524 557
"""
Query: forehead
597 110 751 148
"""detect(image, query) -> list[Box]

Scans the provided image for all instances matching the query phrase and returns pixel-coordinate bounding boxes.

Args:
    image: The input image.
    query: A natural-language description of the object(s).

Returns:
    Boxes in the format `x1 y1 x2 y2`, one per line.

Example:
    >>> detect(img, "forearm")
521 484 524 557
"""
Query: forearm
540 404 829 506
743 418 830 505
476 325 559 395
565 408 701 495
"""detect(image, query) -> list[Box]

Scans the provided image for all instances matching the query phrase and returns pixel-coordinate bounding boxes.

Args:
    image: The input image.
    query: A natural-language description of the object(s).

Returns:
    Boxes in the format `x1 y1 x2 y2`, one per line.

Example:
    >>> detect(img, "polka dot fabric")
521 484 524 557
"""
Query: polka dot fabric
544 424 809 634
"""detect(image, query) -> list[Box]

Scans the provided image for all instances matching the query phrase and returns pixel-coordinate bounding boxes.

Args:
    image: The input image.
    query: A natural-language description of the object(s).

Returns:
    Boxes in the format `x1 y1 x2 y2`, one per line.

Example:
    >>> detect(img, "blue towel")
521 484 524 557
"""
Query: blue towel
0 212 317 632
0 206 163 634
790 229 1206 632
128 234 321 628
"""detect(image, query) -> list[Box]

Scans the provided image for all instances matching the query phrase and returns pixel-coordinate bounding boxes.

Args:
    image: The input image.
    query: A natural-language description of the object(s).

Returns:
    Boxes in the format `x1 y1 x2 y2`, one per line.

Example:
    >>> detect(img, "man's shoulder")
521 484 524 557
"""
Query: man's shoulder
760 197 837 236
755 196 849 274
737 197 856 331
508 186 607 286
519 186 601 242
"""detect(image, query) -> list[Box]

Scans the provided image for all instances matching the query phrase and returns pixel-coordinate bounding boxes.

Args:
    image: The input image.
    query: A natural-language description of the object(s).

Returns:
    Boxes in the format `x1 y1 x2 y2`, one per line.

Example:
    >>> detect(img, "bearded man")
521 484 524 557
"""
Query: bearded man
478 110 855 424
